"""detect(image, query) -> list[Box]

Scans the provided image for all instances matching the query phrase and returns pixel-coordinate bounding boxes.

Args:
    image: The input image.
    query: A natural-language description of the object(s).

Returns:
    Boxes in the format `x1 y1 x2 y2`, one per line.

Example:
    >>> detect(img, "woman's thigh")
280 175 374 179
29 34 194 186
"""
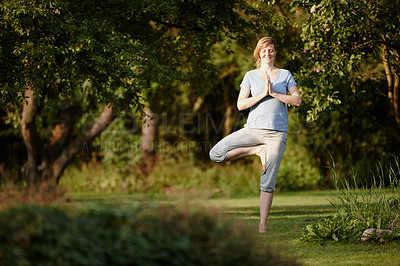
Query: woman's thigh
209 128 264 162
258 130 287 192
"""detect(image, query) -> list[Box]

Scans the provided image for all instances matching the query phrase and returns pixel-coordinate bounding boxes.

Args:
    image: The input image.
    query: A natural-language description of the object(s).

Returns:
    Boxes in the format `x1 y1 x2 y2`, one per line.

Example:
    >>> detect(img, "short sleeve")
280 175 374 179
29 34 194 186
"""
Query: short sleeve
240 72 251 89
286 71 297 90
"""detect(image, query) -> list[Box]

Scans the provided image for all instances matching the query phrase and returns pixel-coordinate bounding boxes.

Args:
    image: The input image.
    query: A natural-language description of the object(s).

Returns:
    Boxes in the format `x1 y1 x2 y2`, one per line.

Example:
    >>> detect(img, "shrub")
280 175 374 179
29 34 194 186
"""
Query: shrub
301 214 365 242
92 114 142 178
277 136 321 191
0 182 66 212
60 143 322 197
60 112 323 196
301 158 400 242
0 204 299 265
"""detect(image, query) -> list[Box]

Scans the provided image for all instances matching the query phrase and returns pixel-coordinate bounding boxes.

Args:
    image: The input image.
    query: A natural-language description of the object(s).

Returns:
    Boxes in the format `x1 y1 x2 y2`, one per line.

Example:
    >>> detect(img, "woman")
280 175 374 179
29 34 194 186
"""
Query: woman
209 37 301 233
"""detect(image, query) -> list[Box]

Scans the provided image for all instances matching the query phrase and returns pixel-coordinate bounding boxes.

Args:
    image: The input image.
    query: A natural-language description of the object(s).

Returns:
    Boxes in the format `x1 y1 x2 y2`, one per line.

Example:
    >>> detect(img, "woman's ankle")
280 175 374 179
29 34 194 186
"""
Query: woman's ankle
258 223 266 233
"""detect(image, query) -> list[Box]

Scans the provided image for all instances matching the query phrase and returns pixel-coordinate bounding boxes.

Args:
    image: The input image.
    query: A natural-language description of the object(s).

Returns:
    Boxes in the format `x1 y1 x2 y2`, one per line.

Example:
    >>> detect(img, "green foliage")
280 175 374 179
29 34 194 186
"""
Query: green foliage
92 114 142 177
60 160 144 193
61 132 323 196
292 0 400 121
60 151 263 196
60 113 324 195
277 143 321 191
0 0 280 108
147 152 261 197
0 0 294 185
301 158 400 242
277 113 322 191
302 214 364 242
0 204 298 265
297 109 397 186
0 182 66 211
0 0 144 107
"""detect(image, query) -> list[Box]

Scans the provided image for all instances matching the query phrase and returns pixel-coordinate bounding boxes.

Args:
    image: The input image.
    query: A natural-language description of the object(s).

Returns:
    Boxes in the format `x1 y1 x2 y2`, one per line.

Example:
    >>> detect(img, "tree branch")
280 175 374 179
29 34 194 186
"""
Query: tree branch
381 43 394 103
21 82 41 186
46 104 82 157
393 62 400 128
147 15 203 31
148 15 185 29
52 105 116 183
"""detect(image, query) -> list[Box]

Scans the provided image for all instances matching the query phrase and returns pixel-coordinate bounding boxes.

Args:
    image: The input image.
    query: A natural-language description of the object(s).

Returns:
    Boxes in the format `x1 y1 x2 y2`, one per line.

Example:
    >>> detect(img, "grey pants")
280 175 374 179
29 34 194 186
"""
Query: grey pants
209 128 287 192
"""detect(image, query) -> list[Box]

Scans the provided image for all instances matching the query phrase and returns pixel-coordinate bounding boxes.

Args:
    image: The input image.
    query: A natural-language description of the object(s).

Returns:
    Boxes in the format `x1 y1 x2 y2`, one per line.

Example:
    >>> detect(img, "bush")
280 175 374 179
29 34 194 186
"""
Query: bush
0 204 299 265
60 112 323 196
301 214 365 242
277 136 321 191
60 144 322 197
92 114 142 178
301 158 400 242
0 182 66 212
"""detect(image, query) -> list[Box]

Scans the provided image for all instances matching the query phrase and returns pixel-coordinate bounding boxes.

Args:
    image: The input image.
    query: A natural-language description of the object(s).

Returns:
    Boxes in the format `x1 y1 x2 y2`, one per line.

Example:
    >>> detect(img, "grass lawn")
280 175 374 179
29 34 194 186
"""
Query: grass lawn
207 191 400 266
70 190 400 265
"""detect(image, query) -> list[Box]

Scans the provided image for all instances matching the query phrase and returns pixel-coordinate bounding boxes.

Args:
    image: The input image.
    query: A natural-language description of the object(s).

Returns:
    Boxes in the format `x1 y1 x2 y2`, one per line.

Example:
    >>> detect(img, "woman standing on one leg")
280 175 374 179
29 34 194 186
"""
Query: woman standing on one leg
209 37 301 233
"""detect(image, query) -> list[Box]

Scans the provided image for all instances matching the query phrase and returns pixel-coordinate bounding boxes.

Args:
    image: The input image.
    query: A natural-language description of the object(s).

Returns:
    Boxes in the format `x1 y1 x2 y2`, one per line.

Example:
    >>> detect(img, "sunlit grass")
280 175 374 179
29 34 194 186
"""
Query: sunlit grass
219 191 400 266
66 189 400 265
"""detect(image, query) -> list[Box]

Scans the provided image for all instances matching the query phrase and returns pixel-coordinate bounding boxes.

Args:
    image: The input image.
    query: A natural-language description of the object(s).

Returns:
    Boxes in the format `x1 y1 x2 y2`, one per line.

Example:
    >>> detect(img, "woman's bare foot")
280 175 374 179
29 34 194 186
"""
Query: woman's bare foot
256 145 267 173
259 224 266 233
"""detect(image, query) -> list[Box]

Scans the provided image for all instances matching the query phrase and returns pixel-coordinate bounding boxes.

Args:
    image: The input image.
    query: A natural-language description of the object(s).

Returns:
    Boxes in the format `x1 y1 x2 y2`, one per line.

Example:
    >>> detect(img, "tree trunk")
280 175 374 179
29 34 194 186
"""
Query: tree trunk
381 44 400 129
382 44 394 103
140 107 157 175
223 104 238 137
394 70 400 128
20 85 116 185
53 105 116 183
21 83 41 186
41 104 82 180
47 105 82 157
222 72 239 137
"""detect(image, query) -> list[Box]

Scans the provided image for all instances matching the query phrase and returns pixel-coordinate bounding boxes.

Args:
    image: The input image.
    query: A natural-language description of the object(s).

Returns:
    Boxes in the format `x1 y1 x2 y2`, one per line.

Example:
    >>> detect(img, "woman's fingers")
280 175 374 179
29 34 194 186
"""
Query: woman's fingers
263 75 269 96
264 73 273 97
268 80 275 96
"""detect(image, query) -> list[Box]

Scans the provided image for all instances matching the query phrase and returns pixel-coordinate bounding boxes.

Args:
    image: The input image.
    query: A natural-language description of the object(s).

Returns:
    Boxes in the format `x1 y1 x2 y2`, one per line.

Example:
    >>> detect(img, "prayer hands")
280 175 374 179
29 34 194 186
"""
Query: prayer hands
263 73 275 97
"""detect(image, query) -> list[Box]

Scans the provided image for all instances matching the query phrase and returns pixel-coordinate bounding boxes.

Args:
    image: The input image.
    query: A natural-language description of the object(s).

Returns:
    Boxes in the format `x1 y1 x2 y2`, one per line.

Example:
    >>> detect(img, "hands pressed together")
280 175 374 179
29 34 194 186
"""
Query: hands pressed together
263 73 276 98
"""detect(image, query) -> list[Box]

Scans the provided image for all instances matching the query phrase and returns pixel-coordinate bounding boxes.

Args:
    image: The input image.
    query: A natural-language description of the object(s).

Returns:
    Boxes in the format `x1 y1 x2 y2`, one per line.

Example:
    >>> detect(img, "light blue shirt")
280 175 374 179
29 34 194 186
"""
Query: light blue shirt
239 69 297 132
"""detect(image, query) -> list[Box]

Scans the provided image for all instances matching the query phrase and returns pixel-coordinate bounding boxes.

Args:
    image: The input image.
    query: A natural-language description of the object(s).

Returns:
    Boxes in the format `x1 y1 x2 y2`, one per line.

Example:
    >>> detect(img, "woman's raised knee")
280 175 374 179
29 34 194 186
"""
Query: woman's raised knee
209 147 224 163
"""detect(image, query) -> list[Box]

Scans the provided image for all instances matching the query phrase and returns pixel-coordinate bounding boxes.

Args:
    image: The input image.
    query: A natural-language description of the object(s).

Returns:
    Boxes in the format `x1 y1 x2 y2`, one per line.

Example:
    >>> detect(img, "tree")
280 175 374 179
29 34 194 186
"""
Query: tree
1 0 140 186
292 0 400 140
0 0 278 186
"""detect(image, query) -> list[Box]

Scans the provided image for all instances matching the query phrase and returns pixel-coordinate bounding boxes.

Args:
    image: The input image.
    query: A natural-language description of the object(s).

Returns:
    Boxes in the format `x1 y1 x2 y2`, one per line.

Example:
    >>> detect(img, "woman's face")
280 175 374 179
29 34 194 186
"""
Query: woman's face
259 44 277 64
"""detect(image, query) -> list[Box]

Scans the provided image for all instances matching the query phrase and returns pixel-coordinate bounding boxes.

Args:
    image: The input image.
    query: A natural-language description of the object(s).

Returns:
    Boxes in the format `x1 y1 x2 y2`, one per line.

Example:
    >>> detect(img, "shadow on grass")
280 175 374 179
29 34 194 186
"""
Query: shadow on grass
225 205 333 219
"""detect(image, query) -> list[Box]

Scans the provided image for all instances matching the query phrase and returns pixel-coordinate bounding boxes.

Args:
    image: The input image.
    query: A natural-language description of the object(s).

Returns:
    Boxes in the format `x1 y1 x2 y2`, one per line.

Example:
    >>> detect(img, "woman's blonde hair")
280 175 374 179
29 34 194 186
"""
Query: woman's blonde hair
253 37 277 68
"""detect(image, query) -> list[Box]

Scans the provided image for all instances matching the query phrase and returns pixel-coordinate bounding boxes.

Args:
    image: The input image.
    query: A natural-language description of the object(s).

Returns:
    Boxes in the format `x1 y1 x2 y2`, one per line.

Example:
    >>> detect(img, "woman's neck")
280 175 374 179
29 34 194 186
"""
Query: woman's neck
259 63 276 75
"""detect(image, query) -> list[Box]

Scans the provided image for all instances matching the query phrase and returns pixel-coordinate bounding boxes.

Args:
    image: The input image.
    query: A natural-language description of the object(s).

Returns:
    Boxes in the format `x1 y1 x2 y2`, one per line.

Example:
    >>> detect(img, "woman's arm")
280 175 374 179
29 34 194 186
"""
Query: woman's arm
237 84 268 111
269 84 301 106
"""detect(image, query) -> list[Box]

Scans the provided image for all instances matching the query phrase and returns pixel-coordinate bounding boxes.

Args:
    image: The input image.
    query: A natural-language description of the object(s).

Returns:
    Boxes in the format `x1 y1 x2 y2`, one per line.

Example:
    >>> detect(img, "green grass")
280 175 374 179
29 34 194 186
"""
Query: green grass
213 191 400 265
69 190 400 265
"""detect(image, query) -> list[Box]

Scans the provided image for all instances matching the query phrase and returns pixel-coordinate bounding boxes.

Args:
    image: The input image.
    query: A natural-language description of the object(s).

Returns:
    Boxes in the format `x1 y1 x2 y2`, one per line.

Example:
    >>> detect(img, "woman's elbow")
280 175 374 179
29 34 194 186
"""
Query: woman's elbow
291 97 301 107
295 97 302 107
237 102 244 111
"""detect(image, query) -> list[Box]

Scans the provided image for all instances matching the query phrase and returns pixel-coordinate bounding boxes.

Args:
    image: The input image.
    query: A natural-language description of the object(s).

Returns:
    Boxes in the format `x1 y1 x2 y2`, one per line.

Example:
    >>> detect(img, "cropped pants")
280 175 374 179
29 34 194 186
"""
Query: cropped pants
209 128 287 192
